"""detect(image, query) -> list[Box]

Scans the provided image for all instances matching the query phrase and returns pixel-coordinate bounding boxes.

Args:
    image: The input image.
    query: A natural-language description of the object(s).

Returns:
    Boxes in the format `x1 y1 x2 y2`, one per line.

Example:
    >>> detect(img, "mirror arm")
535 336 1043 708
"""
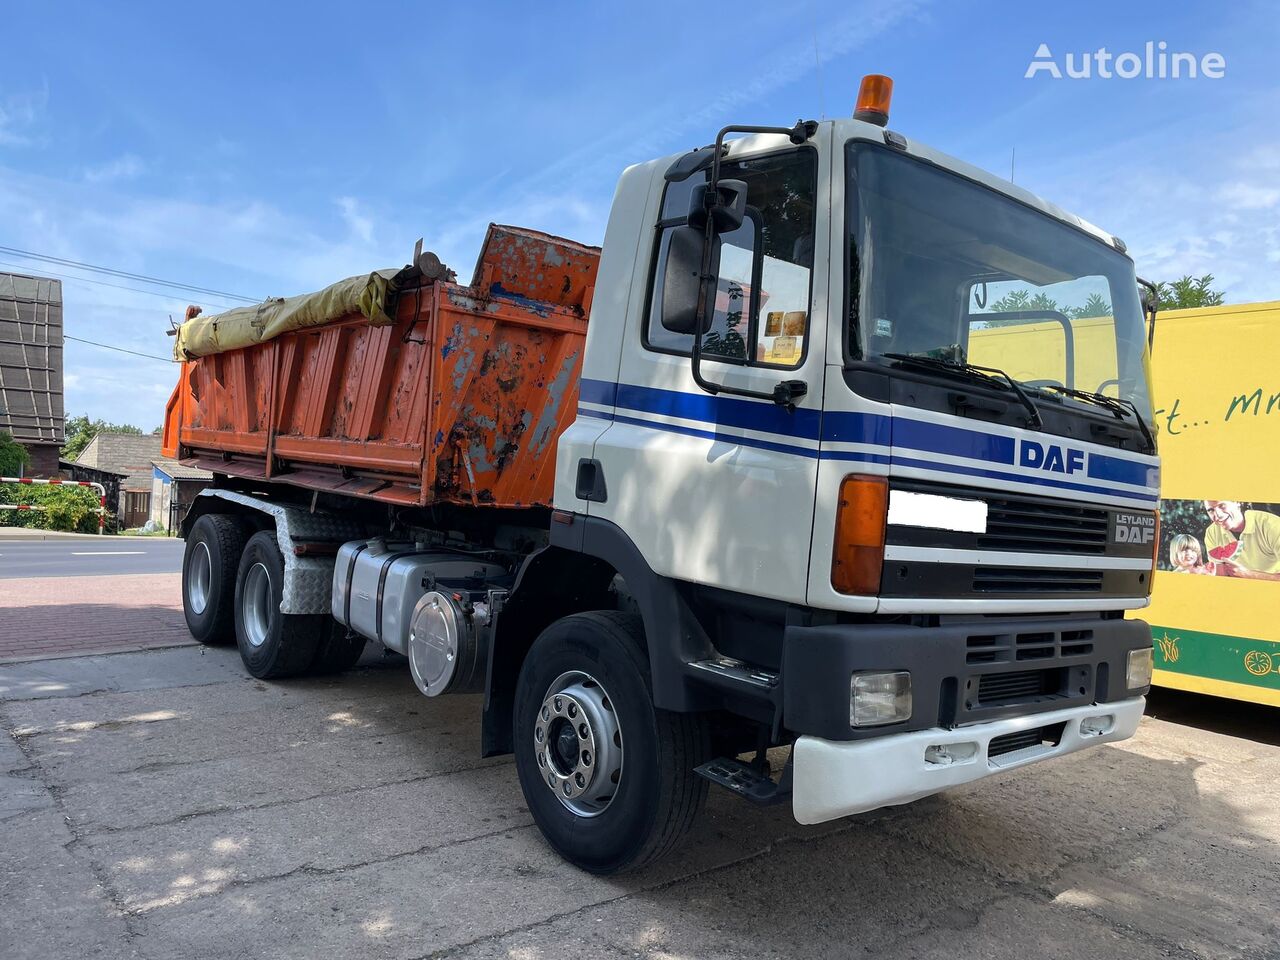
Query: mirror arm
1137 276 1159 352
690 120 819 410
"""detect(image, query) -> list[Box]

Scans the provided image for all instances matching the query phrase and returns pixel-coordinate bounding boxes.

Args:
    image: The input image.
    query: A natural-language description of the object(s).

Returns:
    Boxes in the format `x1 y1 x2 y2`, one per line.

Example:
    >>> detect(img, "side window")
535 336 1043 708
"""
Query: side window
646 149 817 368
649 217 758 361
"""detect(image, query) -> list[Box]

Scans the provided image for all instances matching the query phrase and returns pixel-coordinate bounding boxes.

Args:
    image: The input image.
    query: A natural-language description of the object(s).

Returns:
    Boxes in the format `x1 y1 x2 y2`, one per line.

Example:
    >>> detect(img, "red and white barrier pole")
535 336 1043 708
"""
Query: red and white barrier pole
0 477 109 534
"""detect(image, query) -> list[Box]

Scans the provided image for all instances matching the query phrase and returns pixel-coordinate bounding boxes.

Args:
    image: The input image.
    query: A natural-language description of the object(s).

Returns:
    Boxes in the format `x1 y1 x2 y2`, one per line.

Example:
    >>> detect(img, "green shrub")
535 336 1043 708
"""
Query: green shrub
0 483 103 533
0 431 30 477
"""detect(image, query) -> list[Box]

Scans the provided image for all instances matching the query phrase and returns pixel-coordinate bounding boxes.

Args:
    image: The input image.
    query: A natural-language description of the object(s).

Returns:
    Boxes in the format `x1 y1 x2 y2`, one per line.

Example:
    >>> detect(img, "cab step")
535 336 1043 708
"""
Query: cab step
695 756 792 806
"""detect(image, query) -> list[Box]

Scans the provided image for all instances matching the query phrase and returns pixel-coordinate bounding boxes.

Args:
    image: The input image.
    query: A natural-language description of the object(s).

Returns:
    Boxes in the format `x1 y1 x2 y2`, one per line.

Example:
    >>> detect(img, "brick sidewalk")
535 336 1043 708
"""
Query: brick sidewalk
0 573 195 662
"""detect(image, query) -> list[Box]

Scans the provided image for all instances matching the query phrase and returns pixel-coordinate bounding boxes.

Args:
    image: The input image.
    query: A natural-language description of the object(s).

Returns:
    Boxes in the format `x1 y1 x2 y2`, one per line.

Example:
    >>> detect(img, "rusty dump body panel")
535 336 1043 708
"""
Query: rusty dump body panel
162 225 599 510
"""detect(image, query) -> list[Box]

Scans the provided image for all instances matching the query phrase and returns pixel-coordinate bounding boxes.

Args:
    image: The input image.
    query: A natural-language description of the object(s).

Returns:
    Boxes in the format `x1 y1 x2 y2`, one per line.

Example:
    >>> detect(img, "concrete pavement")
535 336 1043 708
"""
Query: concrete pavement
1 643 1277 960
0 537 185 579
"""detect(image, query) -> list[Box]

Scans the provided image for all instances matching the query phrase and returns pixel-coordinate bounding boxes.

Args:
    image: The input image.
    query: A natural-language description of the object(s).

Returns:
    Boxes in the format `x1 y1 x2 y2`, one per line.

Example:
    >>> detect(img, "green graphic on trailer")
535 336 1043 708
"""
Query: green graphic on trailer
1150 625 1280 690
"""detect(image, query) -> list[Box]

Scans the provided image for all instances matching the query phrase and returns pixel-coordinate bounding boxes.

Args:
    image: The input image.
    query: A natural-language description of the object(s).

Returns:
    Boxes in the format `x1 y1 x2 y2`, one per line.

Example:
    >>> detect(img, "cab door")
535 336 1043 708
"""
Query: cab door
587 129 831 605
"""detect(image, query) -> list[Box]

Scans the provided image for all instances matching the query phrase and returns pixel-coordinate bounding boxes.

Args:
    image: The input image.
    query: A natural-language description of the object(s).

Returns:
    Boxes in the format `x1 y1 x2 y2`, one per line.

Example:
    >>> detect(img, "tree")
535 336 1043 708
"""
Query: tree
0 431 30 477
1074 292 1113 318
1154 274 1225 311
983 290 1114 325
61 415 143 462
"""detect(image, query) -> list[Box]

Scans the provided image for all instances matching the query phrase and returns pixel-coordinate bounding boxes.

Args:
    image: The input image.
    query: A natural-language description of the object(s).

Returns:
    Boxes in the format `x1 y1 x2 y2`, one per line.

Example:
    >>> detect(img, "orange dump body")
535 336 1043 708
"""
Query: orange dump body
162 225 599 509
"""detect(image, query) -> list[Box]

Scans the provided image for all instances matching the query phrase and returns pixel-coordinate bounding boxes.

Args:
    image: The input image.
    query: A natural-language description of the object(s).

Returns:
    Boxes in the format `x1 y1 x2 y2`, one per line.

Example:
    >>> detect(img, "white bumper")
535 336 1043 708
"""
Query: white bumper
792 696 1146 825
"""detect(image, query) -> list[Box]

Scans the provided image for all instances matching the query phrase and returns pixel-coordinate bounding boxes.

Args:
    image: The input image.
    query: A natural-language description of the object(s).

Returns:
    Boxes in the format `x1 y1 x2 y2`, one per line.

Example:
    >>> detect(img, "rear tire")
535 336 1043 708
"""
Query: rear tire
310 626 366 675
233 530 327 679
182 514 249 645
513 611 709 874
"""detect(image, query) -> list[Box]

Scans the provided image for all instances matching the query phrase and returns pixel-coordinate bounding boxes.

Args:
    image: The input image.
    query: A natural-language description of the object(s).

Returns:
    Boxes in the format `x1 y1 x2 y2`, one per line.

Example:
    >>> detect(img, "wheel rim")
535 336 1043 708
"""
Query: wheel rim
241 562 273 648
188 541 212 616
534 671 623 817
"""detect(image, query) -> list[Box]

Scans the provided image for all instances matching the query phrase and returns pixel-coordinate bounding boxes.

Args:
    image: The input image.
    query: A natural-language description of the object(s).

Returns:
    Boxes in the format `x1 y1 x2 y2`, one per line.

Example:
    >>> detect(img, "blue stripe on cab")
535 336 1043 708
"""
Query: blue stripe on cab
578 378 618 407
574 379 1158 505
818 450 892 465
579 406 817 458
891 455 1158 503
1087 451 1159 489
893 418 1016 465
582 377 822 440
821 410 892 446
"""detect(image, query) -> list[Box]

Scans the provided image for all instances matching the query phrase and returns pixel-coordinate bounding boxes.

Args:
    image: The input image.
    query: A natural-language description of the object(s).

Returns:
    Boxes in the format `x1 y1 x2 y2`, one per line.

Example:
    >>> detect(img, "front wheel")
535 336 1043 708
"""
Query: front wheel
513 611 709 874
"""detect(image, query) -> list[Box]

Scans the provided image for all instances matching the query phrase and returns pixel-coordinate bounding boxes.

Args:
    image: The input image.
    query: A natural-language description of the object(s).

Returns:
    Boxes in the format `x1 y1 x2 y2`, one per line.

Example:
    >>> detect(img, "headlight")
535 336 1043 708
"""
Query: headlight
851 670 912 727
1126 647 1154 690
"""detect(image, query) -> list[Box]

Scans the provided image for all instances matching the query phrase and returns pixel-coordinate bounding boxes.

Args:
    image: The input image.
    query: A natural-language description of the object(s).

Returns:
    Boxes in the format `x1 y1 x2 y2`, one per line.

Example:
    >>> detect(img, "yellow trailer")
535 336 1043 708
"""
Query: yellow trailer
968 299 1280 707
1142 300 1280 707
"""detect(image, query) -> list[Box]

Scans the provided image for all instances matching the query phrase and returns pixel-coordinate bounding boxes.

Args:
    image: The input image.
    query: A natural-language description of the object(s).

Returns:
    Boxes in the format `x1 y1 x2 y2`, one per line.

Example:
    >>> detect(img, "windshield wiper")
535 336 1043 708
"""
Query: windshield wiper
1039 385 1156 453
881 352 1043 429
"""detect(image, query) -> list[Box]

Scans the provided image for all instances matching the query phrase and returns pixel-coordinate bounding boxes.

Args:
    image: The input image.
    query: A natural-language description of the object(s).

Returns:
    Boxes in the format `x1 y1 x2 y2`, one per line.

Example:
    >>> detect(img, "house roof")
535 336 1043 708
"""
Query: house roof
76 432 164 491
152 458 212 481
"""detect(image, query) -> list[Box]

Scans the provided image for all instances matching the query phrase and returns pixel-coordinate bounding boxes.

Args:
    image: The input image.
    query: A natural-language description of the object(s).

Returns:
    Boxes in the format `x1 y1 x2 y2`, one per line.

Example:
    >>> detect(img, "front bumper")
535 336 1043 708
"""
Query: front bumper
791 695 1145 824
781 614 1151 741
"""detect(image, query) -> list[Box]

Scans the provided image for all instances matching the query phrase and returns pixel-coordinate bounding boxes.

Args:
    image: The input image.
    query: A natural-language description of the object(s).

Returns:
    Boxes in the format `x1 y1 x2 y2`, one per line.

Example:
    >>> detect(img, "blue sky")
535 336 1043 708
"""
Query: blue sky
1 1 1276 428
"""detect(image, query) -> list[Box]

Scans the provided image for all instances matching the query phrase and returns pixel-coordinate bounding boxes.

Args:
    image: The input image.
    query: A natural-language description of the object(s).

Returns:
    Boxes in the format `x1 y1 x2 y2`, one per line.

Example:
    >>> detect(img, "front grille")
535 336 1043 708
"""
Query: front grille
989 721 1066 758
973 567 1104 594
977 669 1061 705
979 496 1108 555
966 628 1095 665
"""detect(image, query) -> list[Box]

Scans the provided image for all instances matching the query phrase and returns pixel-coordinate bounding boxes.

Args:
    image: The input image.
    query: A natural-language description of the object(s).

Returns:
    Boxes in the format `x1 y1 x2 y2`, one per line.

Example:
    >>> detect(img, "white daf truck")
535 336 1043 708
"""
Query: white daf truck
167 77 1160 874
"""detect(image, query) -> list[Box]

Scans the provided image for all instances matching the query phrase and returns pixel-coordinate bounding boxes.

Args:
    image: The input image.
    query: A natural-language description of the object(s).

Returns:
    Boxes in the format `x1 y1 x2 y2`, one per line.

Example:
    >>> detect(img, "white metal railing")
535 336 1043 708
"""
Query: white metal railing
0 477 108 534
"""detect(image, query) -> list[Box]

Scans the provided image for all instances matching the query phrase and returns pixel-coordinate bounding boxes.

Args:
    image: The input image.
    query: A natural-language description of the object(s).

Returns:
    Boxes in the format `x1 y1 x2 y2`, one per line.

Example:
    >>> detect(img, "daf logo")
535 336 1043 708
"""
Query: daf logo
1018 439 1086 475
1114 513 1156 545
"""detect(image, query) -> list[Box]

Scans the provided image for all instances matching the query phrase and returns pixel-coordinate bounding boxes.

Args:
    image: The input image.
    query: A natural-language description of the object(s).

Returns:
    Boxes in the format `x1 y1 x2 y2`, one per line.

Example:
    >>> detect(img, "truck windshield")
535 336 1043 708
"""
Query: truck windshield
846 142 1153 424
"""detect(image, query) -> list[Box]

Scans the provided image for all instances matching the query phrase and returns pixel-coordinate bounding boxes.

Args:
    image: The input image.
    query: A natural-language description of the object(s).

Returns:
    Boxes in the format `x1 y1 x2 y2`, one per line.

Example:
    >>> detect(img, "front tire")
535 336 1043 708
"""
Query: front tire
513 611 709 874
233 530 327 679
182 514 249 645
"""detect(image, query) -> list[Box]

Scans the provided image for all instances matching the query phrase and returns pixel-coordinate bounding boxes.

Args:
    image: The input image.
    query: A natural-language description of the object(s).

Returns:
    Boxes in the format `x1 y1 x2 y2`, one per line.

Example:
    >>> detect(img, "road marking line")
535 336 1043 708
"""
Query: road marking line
70 551 147 556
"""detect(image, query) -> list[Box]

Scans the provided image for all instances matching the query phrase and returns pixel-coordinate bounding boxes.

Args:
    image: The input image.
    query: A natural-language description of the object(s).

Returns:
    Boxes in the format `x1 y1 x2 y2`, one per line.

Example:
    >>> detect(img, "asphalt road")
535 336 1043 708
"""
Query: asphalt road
0 538 185 579
1 643 1277 960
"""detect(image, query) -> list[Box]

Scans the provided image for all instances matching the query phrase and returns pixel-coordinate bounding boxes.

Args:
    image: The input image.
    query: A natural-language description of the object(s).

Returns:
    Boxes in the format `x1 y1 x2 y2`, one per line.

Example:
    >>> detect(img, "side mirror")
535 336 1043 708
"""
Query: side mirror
687 179 747 233
661 224 720 335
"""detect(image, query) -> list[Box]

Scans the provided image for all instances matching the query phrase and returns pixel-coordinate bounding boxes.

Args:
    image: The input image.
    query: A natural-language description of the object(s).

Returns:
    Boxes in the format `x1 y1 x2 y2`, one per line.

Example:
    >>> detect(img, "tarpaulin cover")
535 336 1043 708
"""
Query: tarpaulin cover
173 269 398 359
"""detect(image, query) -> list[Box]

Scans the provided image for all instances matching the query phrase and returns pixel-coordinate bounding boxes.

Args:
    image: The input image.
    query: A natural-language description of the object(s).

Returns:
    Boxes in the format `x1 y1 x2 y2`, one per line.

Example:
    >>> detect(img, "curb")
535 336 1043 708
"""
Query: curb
0 531 177 542
0 640 197 665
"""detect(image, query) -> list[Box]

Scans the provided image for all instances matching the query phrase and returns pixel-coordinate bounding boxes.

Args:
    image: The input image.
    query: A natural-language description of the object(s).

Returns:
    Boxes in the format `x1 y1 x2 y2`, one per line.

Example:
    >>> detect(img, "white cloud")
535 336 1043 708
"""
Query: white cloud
1216 181 1280 210
0 84 48 147
83 154 145 183
1007 108 1280 305
501 1 925 204
336 196 373 244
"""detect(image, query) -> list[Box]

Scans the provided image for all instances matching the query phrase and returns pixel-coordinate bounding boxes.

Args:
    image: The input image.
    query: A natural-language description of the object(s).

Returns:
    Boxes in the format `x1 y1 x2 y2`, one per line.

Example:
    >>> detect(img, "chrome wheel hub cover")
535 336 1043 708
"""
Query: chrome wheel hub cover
534 671 623 817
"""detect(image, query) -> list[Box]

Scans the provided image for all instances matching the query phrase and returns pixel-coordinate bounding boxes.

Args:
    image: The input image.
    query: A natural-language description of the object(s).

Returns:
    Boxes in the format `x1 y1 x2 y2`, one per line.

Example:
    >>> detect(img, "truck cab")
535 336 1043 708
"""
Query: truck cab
536 90 1156 831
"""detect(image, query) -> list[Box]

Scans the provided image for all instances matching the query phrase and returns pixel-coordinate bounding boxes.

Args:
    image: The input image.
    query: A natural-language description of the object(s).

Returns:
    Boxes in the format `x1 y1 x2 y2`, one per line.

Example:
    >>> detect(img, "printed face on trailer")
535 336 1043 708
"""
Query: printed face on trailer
1204 501 1245 534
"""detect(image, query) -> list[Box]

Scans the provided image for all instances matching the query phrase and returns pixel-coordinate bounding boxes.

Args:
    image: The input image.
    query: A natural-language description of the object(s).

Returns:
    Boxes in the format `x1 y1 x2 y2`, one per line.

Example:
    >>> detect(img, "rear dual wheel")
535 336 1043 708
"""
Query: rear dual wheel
181 514 362 677
183 514 249 645
234 531 364 679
